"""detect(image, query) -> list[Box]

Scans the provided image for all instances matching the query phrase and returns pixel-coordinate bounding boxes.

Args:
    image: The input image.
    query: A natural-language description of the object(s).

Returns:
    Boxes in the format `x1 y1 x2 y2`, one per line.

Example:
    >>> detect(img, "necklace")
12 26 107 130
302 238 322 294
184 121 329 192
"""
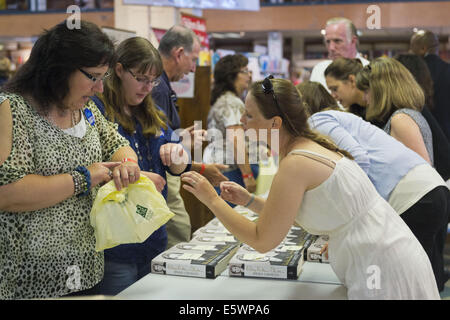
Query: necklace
45 109 79 129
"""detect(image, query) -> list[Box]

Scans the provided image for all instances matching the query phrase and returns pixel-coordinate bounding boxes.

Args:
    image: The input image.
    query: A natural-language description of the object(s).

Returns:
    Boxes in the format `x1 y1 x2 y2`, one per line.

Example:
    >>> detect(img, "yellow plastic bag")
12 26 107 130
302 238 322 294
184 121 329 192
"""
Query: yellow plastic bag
90 176 174 252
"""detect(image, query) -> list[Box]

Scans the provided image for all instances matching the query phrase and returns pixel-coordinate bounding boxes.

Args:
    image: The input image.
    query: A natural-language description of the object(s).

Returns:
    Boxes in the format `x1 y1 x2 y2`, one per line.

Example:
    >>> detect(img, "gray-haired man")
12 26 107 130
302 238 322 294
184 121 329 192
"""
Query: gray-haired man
311 17 369 91
152 25 229 248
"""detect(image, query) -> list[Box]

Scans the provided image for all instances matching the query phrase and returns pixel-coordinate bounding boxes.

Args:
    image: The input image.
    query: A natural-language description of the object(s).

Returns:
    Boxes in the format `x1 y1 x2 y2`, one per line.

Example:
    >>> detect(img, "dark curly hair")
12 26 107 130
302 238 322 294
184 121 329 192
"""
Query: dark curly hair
210 54 248 105
3 20 115 112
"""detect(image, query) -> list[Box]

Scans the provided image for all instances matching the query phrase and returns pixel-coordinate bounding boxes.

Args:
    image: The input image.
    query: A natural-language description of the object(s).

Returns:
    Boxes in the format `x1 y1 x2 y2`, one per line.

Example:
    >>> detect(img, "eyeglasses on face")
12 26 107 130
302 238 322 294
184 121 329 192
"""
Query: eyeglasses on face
78 68 110 83
239 68 251 75
128 69 161 87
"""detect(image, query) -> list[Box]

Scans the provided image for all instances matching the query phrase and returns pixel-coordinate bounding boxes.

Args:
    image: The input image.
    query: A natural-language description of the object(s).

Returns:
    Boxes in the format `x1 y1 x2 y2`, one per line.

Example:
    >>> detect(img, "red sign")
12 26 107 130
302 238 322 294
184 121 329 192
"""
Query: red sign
180 13 209 50
152 28 167 43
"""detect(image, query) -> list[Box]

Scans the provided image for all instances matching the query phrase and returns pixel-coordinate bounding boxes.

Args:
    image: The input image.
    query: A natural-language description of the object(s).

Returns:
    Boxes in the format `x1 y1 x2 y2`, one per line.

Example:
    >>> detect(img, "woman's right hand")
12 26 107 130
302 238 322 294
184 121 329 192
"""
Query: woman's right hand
141 171 166 193
87 162 120 188
219 181 252 206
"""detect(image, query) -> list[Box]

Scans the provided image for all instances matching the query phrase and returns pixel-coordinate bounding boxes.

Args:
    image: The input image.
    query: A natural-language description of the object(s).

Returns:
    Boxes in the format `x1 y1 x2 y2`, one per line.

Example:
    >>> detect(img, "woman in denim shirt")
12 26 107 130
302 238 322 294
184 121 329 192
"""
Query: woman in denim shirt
92 37 191 296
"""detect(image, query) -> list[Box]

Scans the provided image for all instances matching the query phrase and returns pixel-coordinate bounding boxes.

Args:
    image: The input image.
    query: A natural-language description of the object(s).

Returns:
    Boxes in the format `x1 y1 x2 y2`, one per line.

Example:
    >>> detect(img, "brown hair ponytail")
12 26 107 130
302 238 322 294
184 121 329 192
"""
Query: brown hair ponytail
250 78 354 160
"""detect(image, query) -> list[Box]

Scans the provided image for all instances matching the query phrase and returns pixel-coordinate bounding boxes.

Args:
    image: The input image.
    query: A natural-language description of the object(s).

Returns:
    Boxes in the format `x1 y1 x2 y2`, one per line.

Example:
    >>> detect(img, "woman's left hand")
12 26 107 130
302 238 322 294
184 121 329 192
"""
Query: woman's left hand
110 160 140 191
160 143 187 167
181 171 220 207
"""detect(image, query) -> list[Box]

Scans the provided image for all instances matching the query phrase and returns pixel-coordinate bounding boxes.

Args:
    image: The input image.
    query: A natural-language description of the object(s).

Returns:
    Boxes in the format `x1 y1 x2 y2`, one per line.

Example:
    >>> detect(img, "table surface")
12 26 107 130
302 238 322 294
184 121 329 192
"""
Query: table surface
117 261 347 300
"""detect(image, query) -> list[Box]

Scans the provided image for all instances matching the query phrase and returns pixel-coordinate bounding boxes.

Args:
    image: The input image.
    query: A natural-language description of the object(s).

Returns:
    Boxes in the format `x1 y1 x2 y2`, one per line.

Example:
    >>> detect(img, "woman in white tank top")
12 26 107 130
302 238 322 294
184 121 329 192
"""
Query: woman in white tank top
181 77 440 300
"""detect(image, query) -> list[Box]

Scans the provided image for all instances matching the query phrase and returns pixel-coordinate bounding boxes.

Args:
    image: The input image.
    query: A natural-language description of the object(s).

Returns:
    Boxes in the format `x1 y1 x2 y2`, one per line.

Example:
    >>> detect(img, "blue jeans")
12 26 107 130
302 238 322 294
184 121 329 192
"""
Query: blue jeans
97 259 151 296
214 164 259 208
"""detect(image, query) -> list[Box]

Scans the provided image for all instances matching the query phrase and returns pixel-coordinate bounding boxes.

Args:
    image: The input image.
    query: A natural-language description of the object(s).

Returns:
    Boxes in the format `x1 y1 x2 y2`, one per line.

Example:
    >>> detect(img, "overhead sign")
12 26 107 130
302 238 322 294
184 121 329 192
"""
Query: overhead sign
122 0 260 11
180 13 209 49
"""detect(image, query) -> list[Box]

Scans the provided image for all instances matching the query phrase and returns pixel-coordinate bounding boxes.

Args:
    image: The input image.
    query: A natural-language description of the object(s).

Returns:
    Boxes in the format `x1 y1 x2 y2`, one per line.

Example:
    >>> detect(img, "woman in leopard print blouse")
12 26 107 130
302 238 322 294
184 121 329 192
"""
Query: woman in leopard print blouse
0 20 140 299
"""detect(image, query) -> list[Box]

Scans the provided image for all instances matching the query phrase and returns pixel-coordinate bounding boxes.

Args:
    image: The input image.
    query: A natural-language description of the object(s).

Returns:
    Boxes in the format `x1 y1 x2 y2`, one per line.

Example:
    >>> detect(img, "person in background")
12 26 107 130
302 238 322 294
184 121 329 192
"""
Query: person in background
181 77 439 299
323 58 366 118
0 20 140 299
0 56 11 87
301 81 449 292
395 53 450 184
152 25 229 247
410 29 450 141
203 54 258 204
395 53 450 282
296 80 340 114
310 17 369 95
90 36 191 296
356 58 434 165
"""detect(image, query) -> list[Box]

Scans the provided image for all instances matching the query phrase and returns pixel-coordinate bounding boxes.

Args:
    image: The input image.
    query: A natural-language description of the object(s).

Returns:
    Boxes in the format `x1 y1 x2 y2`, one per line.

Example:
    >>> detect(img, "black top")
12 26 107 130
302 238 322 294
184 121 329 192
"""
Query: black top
421 105 450 180
424 53 450 141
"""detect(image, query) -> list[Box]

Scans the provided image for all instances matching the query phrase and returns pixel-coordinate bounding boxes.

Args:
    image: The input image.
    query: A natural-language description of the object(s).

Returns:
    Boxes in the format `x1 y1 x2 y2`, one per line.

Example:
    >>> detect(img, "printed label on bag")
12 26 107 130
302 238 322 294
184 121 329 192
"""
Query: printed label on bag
136 205 148 218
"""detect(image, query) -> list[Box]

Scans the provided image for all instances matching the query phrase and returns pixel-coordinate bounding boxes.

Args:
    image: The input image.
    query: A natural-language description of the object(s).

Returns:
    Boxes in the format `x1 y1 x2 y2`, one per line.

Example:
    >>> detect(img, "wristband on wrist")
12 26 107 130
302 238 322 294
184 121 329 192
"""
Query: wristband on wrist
242 172 254 179
74 166 91 197
122 158 138 164
71 170 85 196
199 163 206 175
244 194 255 208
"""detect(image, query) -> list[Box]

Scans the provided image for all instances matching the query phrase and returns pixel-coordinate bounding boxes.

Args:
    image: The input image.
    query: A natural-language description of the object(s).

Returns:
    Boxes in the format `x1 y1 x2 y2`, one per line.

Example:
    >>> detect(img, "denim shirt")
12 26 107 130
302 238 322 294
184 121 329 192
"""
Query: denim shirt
91 95 191 264
151 71 181 130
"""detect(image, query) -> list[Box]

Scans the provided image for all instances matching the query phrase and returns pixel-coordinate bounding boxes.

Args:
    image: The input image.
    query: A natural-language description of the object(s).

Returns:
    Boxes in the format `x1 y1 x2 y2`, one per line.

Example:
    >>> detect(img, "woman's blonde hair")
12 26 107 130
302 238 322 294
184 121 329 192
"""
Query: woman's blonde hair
356 57 425 124
100 36 167 136
250 78 353 159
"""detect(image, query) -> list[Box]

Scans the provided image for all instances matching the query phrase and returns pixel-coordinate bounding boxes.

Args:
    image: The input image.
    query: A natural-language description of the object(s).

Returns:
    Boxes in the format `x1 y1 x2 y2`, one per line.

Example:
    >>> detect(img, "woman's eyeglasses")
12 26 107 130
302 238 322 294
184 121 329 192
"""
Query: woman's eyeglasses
239 69 252 75
261 75 299 135
128 69 161 87
79 68 110 84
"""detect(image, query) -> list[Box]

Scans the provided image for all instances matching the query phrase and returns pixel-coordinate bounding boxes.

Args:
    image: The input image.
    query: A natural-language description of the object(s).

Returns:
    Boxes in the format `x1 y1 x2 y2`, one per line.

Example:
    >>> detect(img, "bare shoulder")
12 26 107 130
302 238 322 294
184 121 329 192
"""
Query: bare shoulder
390 113 422 138
279 150 337 190
0 99 13 165
277 153 316 183
391 112 419 129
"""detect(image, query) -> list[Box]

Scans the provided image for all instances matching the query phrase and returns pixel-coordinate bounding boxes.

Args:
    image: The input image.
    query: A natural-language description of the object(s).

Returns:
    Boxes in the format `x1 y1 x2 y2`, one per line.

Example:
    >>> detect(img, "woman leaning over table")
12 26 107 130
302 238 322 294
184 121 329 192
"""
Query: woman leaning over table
91 36 191 296
181 77 439 299
0 20 140 299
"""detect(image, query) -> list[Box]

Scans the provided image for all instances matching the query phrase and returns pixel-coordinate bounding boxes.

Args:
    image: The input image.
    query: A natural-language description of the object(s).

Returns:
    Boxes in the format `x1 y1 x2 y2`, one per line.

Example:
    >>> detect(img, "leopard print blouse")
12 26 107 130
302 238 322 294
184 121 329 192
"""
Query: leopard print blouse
0 92 130 299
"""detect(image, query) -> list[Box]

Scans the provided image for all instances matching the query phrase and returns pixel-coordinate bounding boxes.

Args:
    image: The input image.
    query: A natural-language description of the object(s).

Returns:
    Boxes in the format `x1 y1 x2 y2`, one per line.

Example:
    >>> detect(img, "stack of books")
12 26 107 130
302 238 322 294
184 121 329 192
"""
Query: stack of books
151 206 329 280
151 241 239 279
305 235 329 264
227 226 313 280
151 217 241 279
